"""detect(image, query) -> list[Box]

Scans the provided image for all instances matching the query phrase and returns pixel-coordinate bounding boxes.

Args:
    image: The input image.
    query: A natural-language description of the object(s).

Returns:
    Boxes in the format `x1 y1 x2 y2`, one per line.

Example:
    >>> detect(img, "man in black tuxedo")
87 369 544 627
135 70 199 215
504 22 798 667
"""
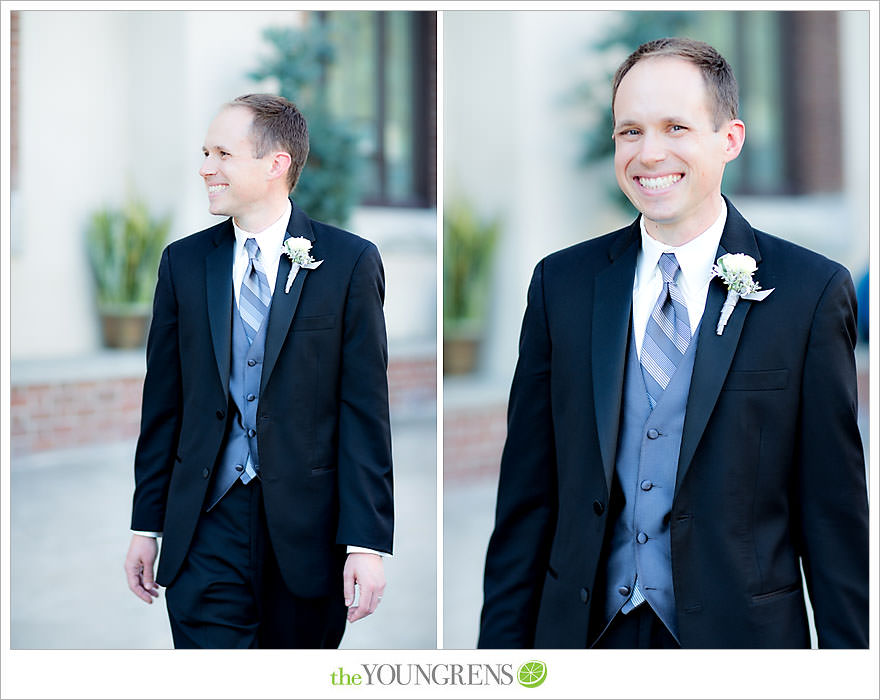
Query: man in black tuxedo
479 38 868 648
124 94 394 648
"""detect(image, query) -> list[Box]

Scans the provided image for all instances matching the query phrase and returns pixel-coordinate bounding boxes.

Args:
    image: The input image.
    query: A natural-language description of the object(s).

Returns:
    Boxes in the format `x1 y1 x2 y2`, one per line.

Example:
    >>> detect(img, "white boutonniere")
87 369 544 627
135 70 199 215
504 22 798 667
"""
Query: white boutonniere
282 236 323 293
711 253 774 335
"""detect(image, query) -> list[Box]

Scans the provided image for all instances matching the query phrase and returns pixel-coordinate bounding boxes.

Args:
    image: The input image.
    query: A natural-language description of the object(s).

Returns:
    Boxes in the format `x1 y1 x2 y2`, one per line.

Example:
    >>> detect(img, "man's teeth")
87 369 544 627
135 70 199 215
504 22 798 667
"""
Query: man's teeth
208 185 229 193
639 174 682 190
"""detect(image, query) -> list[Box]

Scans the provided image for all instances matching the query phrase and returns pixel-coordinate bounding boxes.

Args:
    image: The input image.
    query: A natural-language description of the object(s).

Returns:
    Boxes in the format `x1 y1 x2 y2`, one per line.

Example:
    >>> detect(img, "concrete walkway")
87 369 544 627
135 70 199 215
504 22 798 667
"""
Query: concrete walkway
9 414 436 650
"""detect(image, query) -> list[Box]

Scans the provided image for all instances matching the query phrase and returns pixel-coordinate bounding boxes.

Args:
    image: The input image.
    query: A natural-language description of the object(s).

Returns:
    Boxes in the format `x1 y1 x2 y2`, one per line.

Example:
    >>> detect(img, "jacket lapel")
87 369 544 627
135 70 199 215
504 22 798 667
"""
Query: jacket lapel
675 200 762 498
260 200 316 395
593 222 639 492
206 221 235 401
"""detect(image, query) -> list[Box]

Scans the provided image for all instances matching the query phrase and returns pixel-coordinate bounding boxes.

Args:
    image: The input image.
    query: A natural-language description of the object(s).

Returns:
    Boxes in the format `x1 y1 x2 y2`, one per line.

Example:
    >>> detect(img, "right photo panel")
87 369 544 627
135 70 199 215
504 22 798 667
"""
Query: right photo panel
443 9 870 651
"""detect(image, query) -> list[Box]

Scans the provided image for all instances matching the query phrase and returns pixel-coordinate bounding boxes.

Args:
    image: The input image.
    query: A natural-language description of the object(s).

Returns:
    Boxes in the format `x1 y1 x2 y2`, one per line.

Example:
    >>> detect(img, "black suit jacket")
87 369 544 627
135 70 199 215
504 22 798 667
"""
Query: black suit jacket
131 200 394 598
479 199 868 648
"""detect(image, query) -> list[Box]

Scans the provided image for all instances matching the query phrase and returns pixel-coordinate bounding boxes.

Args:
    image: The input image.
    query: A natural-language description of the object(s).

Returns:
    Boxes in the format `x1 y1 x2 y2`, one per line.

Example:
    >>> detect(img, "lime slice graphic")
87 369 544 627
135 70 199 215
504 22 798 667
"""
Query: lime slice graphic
517 660 547 688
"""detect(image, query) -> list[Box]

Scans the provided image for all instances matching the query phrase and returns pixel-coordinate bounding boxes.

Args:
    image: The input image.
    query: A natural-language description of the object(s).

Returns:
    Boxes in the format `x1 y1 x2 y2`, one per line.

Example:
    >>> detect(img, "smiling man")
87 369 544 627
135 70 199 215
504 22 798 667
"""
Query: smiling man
123 94 394 648
478 38 867 648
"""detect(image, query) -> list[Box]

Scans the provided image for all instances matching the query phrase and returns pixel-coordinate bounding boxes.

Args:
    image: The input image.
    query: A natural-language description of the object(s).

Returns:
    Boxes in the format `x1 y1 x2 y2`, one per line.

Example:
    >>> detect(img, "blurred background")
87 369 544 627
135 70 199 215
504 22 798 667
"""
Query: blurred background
7 9 437 649
443 10 871 648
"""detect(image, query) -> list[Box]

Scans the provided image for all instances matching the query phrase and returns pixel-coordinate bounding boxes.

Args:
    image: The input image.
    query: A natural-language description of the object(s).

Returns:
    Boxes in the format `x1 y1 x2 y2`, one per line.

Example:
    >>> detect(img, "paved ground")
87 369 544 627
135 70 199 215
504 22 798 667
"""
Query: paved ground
442 476 498 649
9 414 436 650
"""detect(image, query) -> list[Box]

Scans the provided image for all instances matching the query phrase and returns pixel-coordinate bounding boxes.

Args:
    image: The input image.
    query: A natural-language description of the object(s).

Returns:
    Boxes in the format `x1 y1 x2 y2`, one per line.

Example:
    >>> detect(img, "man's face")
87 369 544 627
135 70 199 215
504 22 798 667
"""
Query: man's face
613 56 743 241
200 105 275 224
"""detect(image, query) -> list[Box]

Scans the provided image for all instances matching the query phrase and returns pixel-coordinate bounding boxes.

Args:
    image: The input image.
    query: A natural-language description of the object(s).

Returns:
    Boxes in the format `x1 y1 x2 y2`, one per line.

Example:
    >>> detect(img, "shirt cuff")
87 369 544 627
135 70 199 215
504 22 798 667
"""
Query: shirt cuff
346 545 391 558
132 530 162 538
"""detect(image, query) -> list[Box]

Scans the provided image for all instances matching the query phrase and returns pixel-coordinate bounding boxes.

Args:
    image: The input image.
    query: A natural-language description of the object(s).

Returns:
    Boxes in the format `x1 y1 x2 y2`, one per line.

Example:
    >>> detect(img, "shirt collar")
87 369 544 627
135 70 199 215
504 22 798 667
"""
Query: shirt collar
232 199 292 260
635 199 727 294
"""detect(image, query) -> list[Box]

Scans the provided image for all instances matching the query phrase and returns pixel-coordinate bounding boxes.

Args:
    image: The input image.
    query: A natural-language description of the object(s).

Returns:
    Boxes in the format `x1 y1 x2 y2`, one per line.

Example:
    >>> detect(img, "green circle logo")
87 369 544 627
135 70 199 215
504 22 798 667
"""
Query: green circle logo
517 660 547 688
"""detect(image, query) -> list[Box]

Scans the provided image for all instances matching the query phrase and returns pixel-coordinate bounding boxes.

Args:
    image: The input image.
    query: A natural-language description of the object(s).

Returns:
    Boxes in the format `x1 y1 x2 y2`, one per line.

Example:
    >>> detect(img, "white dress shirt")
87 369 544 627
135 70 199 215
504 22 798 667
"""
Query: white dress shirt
134 199 387 557
231 200 291 306
631 201 727 358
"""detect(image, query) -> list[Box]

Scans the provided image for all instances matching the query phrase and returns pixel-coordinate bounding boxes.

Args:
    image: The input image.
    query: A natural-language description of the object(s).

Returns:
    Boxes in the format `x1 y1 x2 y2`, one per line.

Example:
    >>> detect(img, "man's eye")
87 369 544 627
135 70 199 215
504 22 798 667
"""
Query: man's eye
670 125 686 132
619 129 640 137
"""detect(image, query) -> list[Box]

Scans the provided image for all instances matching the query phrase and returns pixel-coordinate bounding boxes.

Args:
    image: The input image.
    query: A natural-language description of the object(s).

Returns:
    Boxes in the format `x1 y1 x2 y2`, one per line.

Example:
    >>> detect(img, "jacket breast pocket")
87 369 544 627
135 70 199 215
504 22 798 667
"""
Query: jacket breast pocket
292 314 336 332
723 369 789 391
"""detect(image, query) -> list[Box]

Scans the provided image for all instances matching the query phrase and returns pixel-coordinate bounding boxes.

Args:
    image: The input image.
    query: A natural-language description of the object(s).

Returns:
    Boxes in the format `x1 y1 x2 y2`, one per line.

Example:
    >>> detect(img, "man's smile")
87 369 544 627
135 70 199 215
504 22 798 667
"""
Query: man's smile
636 174 683 191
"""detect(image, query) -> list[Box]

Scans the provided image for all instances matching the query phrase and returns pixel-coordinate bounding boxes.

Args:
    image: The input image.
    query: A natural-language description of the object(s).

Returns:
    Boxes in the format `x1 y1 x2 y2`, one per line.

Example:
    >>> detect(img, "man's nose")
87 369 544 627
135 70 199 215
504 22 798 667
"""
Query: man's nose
638 132 667 165
199 156 216 177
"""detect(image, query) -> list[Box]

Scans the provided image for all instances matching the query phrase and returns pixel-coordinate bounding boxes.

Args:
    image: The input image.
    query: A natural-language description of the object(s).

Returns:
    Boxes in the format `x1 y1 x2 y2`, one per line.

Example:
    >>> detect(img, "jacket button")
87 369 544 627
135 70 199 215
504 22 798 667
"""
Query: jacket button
637 531 649 544
647 428 659 439
618 585 631 596
248 359 257 367
216 410 225 420
580 587 590 604
592 500 605 515
247 428 256 438
640 480 653 491
235 464 244 472
202 468 210 479
247 393 256 402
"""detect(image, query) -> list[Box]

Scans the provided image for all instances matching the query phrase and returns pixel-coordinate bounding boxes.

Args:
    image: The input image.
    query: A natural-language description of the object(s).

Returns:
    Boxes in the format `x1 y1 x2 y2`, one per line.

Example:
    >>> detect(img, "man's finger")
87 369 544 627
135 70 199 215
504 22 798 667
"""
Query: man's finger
141 561 159 598
343 569 355 607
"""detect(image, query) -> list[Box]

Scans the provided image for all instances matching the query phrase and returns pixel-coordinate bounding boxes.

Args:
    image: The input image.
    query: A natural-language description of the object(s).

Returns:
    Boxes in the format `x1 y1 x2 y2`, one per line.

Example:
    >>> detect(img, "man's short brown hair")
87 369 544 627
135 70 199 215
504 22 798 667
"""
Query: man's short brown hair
230 93 309 192
612 37 739 130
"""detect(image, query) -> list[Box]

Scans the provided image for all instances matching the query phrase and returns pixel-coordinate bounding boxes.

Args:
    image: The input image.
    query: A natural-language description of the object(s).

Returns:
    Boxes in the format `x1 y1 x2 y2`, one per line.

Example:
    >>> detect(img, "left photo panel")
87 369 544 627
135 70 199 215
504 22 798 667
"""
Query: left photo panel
7 9 437 649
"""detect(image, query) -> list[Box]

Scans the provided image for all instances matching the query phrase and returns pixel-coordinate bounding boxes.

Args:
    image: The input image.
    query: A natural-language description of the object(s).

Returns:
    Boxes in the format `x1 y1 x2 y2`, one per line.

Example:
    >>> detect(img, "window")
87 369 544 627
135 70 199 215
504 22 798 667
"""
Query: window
694 11 843 196
319 11 436 207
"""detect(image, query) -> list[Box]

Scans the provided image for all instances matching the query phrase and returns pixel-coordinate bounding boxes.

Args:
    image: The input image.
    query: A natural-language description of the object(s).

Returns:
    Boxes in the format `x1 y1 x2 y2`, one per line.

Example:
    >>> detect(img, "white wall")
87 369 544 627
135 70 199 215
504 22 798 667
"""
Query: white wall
444 11 628 384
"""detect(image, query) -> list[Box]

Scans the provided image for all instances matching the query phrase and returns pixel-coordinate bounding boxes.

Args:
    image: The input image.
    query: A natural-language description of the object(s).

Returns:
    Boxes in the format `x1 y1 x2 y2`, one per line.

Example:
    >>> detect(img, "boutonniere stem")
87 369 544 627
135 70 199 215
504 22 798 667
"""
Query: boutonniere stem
712 253 774 335
282 237 323 293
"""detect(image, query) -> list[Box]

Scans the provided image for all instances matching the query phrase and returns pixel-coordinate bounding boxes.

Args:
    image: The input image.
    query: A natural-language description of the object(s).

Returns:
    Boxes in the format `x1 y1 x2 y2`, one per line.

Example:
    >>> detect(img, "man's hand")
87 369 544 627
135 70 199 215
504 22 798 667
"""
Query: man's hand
343 552 385 623
124 534 160 603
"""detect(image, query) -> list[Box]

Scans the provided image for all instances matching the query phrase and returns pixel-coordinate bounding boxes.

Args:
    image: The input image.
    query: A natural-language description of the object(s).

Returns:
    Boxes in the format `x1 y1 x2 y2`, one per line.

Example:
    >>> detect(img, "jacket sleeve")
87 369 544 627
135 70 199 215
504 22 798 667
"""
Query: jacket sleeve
796 266 868 648
478 260 558 648
130 246 182 532
334 242 394 554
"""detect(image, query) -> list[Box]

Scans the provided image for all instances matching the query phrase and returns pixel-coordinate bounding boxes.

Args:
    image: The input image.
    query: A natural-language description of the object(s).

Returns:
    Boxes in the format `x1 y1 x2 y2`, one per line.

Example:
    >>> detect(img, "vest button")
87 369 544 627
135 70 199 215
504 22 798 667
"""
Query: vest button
247 428 256 438
202 468 210 479
640 480 653 491
216 410 225 420
647 428 659 439
637 531 648 544
618 586 631 597
580 587 590 604
248 359 257 367
247 393 256 402
235 464 244 472
592 500 605 515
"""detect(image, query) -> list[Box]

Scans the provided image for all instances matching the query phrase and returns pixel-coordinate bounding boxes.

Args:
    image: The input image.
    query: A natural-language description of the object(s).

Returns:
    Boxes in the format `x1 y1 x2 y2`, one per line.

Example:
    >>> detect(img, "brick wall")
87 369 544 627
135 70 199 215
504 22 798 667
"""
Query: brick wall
11 355 436 457
443 402 506 484
11 378 144 455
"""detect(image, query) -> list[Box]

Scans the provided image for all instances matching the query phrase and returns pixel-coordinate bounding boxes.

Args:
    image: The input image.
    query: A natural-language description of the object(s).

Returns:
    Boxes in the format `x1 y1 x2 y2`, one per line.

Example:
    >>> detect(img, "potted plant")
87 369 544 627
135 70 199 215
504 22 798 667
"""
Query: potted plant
85 198 170 348
443 198 500 375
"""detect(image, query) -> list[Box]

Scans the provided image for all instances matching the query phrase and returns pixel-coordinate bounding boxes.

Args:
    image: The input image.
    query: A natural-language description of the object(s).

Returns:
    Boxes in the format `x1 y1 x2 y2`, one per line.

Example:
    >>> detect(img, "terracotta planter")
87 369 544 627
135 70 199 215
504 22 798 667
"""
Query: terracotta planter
98 305 151 349
443 323 484 375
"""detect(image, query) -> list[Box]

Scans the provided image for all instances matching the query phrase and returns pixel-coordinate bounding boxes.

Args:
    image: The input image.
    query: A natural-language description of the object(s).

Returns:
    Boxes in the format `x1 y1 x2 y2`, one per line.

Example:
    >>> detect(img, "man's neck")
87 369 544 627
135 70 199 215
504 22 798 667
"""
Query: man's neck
233 195 290 235
643 195 724 247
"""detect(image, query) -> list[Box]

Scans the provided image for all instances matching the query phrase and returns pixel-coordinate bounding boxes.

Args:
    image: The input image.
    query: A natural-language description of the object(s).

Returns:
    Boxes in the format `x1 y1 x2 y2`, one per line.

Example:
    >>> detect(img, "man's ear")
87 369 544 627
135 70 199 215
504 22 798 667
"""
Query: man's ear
722 119 746 164
268 151 292 182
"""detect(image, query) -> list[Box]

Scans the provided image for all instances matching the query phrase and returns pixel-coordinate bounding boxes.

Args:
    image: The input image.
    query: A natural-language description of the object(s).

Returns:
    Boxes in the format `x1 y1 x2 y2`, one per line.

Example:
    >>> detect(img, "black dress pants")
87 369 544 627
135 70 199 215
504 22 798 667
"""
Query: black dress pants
165 479 347 649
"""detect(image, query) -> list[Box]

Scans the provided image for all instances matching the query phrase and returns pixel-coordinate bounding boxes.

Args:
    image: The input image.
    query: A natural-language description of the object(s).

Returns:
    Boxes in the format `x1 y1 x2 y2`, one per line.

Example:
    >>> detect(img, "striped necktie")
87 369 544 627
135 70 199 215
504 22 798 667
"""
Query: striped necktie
640 252 691 410
239 238 272 344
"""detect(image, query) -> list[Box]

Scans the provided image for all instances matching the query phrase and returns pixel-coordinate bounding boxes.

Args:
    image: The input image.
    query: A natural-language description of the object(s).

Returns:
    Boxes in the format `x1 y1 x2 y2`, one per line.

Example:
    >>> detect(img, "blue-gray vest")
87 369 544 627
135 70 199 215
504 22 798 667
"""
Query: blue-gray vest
206 305 267 510
602 321 700 640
